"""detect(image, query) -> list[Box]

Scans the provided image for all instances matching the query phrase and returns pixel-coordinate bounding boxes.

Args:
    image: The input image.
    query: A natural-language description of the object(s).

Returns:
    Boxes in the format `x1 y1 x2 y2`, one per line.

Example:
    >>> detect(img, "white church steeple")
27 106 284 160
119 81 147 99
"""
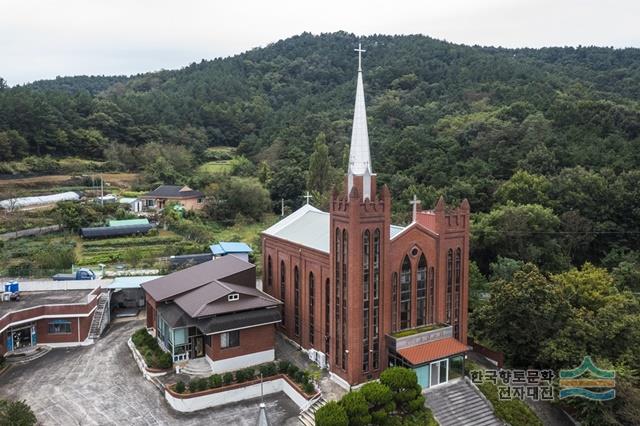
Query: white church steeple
348 43 374 200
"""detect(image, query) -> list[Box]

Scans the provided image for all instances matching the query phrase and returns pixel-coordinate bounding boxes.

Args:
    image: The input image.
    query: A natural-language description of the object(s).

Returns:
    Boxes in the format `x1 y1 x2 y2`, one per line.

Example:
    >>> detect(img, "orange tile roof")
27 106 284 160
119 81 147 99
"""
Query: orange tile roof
397 337 470 366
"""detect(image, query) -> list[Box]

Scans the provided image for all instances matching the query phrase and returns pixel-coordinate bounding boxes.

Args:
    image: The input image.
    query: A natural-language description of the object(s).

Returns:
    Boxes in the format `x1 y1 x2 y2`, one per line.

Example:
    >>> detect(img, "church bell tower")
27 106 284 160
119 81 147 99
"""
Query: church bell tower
329 44 392 385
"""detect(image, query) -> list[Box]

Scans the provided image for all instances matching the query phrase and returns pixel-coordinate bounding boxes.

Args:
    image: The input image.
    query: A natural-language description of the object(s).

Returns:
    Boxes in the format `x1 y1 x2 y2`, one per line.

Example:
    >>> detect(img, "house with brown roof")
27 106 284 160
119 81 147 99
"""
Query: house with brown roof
141 255 281 372
139 185 205 211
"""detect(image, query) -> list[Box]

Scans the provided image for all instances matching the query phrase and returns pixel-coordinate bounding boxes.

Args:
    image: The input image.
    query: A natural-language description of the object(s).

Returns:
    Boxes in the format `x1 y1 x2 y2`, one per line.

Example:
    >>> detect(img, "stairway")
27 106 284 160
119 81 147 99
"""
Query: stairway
424 379 503 426
88 292 110 340
298 396 327 426
180 357 213 376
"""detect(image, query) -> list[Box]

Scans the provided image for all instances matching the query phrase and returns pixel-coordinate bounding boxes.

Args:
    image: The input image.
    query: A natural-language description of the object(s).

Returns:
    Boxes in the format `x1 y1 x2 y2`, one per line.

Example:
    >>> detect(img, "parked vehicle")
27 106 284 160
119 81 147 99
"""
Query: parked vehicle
52 268 97 281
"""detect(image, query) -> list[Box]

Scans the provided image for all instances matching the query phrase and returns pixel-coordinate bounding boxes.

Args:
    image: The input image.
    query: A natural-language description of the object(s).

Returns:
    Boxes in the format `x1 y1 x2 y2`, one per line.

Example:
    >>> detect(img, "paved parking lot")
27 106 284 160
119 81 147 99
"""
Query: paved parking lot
0 319 299 425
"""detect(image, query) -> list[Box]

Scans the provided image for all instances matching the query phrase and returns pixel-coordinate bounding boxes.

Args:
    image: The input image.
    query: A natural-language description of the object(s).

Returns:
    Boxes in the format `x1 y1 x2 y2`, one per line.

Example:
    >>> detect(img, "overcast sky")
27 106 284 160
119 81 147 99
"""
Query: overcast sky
2 0 639 86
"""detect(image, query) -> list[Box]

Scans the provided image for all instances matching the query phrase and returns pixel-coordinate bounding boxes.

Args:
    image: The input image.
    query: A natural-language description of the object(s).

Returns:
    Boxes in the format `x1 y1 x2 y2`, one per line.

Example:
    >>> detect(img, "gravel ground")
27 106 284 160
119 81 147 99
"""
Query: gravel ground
0 319 299 425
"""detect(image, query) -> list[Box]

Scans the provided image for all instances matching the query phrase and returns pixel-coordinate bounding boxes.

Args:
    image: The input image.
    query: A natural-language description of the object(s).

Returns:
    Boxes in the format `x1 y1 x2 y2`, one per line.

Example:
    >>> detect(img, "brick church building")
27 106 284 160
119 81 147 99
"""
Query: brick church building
262 46 470 388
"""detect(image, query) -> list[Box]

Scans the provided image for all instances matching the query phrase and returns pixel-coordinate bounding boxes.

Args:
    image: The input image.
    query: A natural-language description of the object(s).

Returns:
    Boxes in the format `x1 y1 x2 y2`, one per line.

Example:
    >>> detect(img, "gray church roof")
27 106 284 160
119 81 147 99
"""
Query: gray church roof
263 204 405 254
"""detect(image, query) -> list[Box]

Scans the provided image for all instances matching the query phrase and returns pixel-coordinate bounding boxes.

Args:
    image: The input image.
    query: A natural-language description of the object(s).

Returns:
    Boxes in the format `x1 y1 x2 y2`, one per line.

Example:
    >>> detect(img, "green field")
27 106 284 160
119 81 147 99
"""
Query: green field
198 161 233 174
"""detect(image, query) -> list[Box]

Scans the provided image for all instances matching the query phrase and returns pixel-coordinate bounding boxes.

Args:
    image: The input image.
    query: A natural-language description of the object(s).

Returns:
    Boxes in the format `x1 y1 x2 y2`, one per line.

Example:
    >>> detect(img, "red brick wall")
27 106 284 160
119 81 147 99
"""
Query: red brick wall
207 324 275 361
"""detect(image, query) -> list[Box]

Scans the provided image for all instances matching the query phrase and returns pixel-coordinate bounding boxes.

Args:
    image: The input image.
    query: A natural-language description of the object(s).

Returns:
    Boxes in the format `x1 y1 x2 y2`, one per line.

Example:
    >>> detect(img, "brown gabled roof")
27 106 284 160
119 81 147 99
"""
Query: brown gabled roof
141 255 254 302
141 255 280 319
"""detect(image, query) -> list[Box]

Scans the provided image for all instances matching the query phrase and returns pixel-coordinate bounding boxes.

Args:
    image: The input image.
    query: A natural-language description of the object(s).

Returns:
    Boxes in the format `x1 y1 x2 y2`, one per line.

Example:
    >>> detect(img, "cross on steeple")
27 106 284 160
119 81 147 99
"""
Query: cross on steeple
410 194 421 222
355 43 366 72
303 191 313 205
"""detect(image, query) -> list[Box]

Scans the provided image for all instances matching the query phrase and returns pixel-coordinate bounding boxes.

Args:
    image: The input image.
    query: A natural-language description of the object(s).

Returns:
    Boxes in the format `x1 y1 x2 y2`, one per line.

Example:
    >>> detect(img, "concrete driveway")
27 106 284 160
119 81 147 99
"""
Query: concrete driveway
0 319 299 425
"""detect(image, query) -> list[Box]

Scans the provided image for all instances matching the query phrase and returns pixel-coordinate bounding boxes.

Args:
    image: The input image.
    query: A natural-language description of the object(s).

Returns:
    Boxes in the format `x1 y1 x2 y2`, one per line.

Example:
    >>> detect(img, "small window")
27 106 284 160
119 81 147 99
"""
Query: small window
197 197 203 204
228 293 239 302
48 319 71 334
220 330 240 348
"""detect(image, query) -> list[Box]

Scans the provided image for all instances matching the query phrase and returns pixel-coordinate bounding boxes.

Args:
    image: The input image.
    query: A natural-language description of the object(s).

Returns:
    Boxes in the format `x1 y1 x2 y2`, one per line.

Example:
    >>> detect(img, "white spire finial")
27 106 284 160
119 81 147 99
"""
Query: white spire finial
355 43 366 72
348 43 373 200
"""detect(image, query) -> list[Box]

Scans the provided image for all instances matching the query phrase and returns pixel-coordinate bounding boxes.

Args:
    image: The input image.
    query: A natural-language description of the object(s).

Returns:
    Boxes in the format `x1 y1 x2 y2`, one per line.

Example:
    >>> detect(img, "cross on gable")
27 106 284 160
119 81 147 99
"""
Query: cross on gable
355 43 366 71
410 194 421 222
303 191 313 205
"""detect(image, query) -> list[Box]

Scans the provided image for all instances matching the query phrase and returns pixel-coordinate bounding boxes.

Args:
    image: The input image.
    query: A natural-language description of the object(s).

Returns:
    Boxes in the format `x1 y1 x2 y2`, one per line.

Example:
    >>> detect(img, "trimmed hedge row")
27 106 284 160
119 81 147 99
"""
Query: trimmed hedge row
173 360 316 395
131 328 172 370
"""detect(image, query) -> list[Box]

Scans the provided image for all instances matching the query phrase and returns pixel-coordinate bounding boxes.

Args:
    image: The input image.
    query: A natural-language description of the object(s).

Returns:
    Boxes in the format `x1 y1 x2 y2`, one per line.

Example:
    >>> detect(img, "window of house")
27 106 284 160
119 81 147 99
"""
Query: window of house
325 278 330 354
220 330 240 348
280 260 286 326
362 230 370 372
267 256 273 288
48 319 71 334
446 249 453 324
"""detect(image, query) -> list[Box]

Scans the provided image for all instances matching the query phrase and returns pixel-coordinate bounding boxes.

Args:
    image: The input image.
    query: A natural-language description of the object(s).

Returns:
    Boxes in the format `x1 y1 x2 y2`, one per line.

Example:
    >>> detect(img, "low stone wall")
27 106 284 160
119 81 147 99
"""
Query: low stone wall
165 374 318 413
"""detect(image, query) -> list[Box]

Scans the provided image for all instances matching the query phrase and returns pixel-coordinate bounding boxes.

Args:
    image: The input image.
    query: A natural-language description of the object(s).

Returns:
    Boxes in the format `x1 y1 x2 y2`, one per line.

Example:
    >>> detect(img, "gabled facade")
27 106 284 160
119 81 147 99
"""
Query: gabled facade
141 255 281 372
262 47 470 388
139 185 205 211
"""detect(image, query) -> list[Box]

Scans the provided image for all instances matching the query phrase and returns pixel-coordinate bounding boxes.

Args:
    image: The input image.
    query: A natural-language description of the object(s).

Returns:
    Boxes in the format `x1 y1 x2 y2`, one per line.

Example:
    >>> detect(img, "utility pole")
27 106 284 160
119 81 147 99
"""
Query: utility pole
100 174 104 207
281 198 285 217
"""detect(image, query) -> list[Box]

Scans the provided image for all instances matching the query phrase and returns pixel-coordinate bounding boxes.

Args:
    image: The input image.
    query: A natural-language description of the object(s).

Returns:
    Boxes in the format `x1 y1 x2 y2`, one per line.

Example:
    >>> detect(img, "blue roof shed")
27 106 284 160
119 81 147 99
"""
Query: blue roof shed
210 242 253 256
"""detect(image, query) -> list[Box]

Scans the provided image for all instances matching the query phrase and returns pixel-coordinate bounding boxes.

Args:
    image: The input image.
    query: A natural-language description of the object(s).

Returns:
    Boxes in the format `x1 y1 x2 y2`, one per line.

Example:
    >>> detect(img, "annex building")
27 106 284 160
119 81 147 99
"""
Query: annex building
262 47 470 388
142 255 282 372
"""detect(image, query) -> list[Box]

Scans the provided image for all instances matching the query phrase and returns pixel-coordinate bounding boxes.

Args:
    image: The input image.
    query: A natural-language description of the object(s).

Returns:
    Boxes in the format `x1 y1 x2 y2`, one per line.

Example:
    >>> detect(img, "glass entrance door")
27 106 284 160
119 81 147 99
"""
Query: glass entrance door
191 336 204 358
430 359 448 387
416 365 430 389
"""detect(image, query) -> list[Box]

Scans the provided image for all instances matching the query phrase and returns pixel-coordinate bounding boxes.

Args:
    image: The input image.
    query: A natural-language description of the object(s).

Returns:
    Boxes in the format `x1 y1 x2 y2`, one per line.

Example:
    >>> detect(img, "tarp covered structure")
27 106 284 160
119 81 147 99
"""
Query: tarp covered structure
0 191 80 209
80 224 153 238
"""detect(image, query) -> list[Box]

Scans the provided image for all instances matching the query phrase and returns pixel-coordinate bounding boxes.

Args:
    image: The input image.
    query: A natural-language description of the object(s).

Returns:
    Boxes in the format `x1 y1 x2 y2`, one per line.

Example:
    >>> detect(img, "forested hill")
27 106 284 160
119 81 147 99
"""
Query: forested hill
2 31 640 271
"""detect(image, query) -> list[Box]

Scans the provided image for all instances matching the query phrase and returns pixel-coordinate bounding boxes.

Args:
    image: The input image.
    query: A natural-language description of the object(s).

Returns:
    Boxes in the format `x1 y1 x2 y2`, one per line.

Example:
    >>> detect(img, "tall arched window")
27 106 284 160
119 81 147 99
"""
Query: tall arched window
334 228 341 365
372 229 380 370
446 249 453 324
341 229 348 370
454 248 462 339
416 254 427 326
362 230 370 373
280 260 286 326
267 256 273 289
392 272 398 332
400 256 412 330
325 278 330 354
428 267 435 324
309 272 315 345
294 266 300 337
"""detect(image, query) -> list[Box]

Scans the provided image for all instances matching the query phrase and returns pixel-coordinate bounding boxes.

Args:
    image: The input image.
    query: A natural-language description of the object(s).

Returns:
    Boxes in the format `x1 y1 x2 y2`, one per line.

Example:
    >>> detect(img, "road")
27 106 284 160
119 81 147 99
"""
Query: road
0 319 299 425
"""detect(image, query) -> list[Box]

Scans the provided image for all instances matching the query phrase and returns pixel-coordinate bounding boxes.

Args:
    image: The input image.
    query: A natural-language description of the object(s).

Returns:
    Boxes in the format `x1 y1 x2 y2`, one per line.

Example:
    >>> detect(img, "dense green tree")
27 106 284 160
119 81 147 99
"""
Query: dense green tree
315 401 348 426
0 399 37 426
494 170 551 206
307 133 332 194
203 177 270 223
472 264 568 367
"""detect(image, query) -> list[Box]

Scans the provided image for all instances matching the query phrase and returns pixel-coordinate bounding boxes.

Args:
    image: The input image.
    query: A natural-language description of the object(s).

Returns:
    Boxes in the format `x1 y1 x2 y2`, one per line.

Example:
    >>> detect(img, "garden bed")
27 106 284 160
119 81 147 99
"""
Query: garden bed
131 328 172 371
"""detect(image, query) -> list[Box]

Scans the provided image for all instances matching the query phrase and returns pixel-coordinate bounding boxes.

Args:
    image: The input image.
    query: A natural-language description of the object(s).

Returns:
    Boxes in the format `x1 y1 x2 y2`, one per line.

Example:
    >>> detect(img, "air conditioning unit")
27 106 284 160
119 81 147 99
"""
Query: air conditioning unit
308 348 317 362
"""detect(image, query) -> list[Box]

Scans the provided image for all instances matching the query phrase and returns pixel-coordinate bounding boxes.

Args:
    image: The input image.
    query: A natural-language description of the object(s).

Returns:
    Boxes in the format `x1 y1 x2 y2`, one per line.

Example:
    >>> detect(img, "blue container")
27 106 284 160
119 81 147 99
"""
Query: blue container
4 281 19 293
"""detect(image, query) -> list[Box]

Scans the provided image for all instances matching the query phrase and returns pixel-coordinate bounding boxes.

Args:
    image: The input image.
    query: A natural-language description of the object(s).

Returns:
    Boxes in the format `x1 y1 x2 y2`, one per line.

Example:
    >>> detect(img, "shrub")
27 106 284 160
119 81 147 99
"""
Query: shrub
286 363 299 377
223 372 234 385
157 352 173 369
0 399 37 426
174 381 186 394
259 362 277 377
188 380 198 393
315 401 348 426
303 381 315 395
371 409 388 425
360 382 393 411
277 360 291 374
242 368 255 381
235 370 247 383
293 370 305 384
340 391 372 426
408 395 425 413
209 374 222 388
